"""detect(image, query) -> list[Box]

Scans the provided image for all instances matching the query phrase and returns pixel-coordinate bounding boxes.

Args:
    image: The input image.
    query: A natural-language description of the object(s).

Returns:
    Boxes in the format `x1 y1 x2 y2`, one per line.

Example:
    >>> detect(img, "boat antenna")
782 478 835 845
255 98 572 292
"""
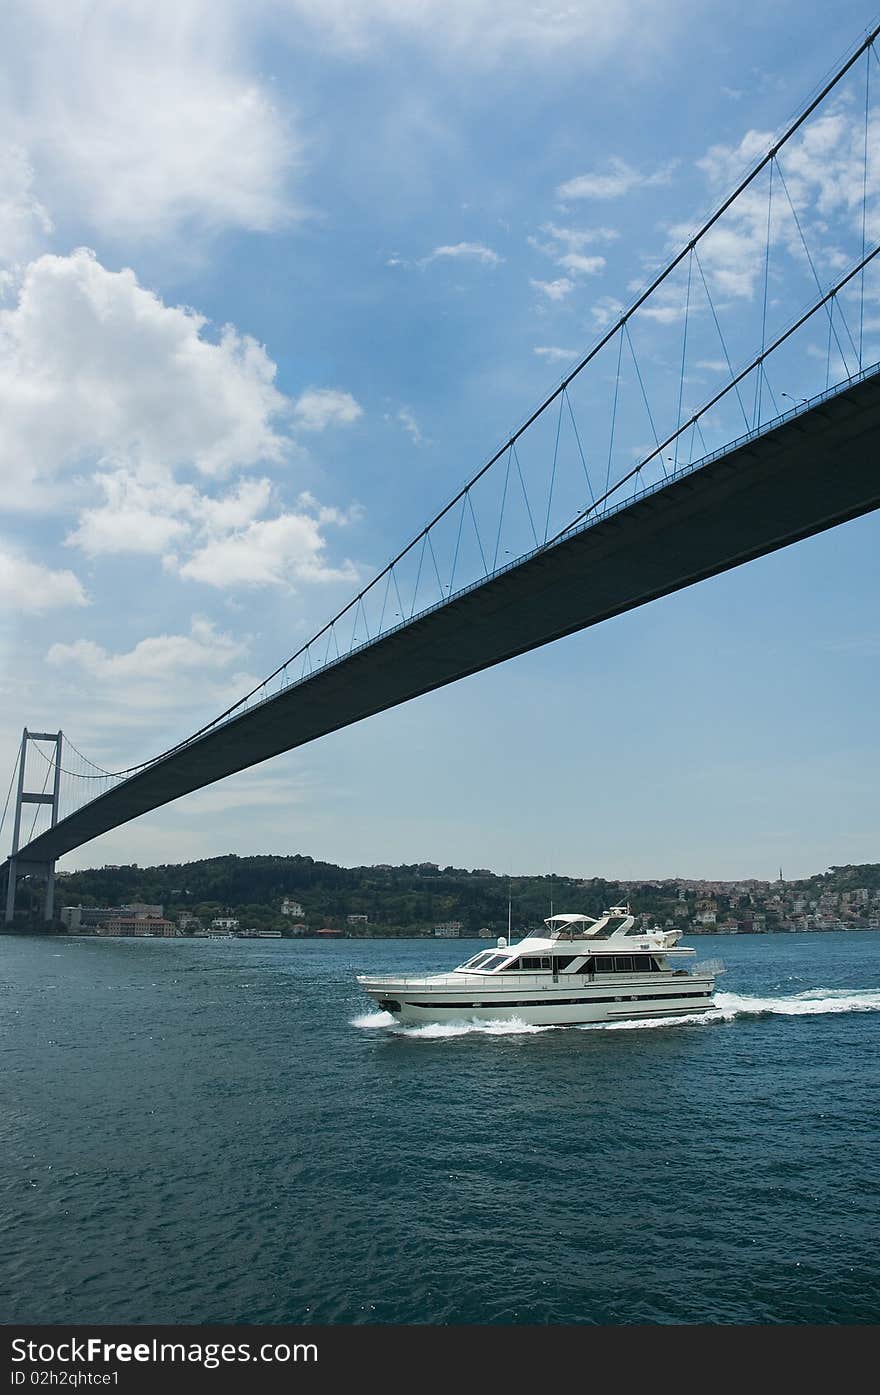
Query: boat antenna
508 879 512 940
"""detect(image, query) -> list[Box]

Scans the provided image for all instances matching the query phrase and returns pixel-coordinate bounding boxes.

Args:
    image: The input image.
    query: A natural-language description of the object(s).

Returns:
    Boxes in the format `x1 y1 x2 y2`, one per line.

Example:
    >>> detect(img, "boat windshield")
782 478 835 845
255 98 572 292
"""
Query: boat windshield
522 925 562 940
459 952 495 970
474 954 512 972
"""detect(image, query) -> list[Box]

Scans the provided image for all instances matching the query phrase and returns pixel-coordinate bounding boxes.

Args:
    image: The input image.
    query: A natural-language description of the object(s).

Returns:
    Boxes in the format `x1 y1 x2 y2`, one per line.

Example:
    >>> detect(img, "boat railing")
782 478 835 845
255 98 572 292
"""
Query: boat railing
359 969 680 988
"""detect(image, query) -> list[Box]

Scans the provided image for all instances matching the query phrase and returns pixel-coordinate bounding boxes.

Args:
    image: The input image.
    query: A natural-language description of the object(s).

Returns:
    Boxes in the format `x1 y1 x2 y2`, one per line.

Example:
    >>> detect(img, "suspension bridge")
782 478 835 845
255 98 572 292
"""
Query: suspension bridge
4 26 880 921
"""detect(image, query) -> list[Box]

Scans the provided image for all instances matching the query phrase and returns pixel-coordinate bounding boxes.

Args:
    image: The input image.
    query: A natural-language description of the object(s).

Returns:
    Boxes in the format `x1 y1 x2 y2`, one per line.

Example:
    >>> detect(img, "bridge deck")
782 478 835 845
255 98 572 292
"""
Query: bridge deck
11 370 880 866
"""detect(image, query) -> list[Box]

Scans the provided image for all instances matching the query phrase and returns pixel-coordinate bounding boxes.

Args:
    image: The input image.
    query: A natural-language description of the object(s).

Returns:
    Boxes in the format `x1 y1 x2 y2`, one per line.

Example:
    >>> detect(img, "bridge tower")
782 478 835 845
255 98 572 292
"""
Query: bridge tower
4 728 63 925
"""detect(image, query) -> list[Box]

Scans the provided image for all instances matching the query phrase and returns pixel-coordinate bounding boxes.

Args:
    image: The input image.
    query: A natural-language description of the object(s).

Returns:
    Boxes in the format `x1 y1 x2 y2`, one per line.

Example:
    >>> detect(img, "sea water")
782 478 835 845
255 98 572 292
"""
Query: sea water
1 931 878 1324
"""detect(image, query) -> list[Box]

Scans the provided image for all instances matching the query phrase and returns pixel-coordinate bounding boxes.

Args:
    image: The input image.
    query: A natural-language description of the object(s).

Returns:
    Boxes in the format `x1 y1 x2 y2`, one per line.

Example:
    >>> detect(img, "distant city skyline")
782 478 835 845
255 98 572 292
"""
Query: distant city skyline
1 1 878 881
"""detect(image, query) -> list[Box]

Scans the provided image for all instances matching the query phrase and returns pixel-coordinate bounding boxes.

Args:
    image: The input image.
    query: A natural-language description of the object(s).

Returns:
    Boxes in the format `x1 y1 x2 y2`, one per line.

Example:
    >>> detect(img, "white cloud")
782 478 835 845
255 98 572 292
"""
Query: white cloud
292 388 364 432
281 0 687 67
0 248 289 504
4 1 299 242
684 108 880 305
557 252 606 276
0 542 88 613
47 616 246 682
176 511 358 589
557 158 676 201
0 144 52 267
638 281 699 324
67 471 276 560
67 468 355 594
533 346 579 363
591 295 624 329
696 128 773 189
423 242 503 267
531 277 574 302
528 223 608 296
196 478 276 533
397 407 423 444
0 250 364 592
67 471 196 557
537 223 619 249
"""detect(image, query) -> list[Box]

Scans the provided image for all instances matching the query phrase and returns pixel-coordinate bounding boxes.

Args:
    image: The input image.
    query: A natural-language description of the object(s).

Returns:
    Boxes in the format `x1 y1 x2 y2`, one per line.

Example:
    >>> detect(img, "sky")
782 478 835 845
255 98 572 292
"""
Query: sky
1 0 879 882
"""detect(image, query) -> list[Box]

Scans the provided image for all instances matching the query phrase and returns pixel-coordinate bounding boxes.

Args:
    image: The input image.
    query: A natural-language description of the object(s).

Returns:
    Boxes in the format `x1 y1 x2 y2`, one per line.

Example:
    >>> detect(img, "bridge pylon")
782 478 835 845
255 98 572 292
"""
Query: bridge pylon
4 728 63 925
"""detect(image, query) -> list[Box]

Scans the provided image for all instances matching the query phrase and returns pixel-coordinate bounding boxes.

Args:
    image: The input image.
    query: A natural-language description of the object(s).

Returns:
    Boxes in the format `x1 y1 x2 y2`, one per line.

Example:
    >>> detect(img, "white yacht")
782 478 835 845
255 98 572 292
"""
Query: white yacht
357 906 718 1027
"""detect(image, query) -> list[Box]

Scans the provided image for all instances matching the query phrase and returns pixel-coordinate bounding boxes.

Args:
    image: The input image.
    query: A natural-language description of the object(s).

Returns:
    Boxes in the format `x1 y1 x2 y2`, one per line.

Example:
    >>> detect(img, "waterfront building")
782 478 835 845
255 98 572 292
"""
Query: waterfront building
434 921 463 937
97 917 177 937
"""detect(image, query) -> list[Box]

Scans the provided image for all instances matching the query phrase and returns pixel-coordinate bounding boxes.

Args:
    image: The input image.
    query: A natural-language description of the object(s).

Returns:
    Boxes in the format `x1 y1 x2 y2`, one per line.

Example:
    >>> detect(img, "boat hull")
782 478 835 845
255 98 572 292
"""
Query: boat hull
358 974 717 1027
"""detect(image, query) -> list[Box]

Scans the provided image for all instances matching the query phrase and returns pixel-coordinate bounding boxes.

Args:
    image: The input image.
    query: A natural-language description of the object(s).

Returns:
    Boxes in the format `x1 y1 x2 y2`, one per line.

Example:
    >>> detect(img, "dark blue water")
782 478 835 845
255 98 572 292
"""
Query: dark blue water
1 931 879 1325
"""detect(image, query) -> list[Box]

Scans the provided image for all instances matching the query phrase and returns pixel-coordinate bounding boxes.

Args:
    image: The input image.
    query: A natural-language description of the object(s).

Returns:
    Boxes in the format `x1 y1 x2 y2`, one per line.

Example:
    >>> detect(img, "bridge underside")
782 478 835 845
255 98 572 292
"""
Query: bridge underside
10 371 880 868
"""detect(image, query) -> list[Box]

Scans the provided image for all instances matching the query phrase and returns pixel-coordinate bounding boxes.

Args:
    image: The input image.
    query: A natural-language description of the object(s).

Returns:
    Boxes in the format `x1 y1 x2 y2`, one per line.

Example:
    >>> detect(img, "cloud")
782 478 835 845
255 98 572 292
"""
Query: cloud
0 542 88 613
423 242 503 267
531 277 574 301
292 388 364 431
47 616 246 683
0 144 52 268
396 407 423 444
533 346 579 363
530 222 618 254
527 222 608 297
3 1 300 242
0 248 290 504
556 252 606 276
0 251 364 590
174 510 358 590
557 157 676 201
591 295 625 329
683 108 880 304
280 0 688 67
67 468 356 593
67 472 197 557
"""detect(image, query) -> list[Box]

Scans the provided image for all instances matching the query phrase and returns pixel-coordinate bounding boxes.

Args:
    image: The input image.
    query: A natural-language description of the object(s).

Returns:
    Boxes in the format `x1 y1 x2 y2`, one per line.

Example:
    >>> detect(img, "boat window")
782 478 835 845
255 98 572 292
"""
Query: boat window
461 953 493 969
520 955 552 970
500 959 521 971
631 954 655 971
593 957 615 972
476 954 510 972
553 955 577 970
614 956 634 973
579 958 594 973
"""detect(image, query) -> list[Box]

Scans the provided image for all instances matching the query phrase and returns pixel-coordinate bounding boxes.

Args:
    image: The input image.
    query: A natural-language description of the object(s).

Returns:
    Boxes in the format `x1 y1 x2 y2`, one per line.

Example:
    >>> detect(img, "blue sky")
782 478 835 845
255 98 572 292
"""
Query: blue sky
1 0 878 880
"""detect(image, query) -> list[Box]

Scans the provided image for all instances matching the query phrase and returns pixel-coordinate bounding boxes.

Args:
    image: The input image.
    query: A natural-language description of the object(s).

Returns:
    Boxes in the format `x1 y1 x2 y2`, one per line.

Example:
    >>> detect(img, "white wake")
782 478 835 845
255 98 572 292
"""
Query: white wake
351 988 880 1038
